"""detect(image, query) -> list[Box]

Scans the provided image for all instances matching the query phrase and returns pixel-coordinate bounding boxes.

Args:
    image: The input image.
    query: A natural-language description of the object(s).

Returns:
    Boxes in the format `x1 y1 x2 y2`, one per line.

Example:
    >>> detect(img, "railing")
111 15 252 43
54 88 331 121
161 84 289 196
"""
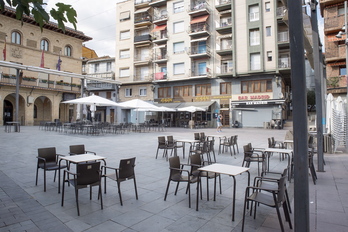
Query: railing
152 31 168 40
153 53 168 60
134 74 152 82
278 31 289 43
217 18 232 28
135 0 151 5
325 15 344 31
153 14 168 21
134 34 152 43
189 23 209 33
190 45 210 55
154 72 167 80
278 57 291 68
220 63 233 74
134 55 152 62
276 6 286 17
189 1 211 13
134 14 152 24
217 0 232 6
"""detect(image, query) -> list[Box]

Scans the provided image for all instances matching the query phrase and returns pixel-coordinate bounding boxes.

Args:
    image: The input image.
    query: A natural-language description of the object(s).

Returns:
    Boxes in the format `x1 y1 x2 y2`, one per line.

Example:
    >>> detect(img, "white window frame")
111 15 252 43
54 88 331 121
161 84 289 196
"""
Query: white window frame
249 29 260 46
266 26 271 37
267 51 272 61
120 49 130 59
173 1 184 13
94 63 99 73
120 30 130 40
249 5 259 22
173 21 184 33
174 62 185 75
120 68 130 78
139 87 147 96
106 62 112 71
40 39 49 51
265 2 271 12
125 88 132 97
173 41 185 54
250 53 261 70
64 45 72 56
11 31 21 45
120 11 130 21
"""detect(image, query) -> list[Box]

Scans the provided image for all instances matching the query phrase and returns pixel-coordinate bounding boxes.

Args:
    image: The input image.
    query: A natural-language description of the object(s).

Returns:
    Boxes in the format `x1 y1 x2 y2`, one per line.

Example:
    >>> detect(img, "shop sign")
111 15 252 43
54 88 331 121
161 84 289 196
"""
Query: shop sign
238 95 270 100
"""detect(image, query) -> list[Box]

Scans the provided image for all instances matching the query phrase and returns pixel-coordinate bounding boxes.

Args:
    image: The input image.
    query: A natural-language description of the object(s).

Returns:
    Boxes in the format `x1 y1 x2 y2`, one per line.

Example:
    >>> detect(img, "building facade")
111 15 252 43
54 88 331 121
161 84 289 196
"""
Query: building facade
115 0 291 127
0 7 91 126
320 0 347 98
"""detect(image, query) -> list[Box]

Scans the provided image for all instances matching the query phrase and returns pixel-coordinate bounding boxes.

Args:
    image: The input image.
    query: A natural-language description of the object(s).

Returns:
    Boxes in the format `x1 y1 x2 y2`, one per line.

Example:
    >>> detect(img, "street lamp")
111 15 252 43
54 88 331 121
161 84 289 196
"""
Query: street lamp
336 0 348 151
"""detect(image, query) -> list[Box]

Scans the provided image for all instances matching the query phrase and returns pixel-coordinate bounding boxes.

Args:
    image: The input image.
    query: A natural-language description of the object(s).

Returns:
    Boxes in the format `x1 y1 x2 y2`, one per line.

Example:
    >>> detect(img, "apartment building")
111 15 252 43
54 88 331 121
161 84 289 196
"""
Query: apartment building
115 0 290 127
320 0 347 97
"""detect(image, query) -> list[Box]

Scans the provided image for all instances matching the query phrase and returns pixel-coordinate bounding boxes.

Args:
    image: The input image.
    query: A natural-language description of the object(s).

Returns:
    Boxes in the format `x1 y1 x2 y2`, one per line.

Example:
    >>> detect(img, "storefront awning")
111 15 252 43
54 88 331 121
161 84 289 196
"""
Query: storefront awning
155 101 216 111
231 99 285 106
151 25 167 32
190 15 209 24
135 7 150 14
327 61 346 67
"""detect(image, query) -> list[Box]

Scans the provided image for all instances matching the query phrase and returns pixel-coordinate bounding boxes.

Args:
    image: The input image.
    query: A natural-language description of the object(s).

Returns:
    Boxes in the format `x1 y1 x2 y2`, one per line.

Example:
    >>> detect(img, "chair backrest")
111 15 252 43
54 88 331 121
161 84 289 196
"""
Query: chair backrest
38 147 57 164
194 133 200 140
233 135 238 144
189 154 201 173
69 145 86 155
158 136 166 146
277 176 287 205
118 157 136 179
167 136 175 146
228 135 235 145
200 132 205 141
76 162 101 185
268 138 274 148
271 137 276 146
243 145 252 158
169 156 181 180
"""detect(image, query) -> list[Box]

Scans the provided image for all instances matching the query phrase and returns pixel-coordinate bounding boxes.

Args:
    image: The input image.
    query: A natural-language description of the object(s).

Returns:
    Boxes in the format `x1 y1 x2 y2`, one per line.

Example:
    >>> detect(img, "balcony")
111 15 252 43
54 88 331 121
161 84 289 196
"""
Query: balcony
278 31 290 48
149 0 167 7
188 1 211 16
152 30 168 44
325 44 346 61
135 0 151 8
134 55 152 65
153 53 168 63
216 63 233 77
134 34 152 45
276 6 286 18
191 68 211 78
189 45 211 58
324 15 345 33
216 19 232 34
188 23 210 37
216 45 232 56
153 13 168 25
154 72 167 80
215 0 232 12
278 57 291 69
134 73 152 82
87 81 114 91
134 13 152 26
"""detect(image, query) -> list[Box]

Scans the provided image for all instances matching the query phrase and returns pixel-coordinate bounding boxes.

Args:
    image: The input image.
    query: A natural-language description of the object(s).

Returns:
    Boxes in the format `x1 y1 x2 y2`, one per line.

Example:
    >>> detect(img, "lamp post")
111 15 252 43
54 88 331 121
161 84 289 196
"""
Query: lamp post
336 0 348 151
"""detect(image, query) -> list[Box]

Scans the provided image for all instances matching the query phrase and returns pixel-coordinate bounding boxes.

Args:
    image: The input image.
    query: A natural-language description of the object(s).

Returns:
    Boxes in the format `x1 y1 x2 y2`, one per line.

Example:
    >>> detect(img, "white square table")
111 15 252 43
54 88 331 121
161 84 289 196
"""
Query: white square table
196 163 250 221
58 154 106 193
263 148 293 180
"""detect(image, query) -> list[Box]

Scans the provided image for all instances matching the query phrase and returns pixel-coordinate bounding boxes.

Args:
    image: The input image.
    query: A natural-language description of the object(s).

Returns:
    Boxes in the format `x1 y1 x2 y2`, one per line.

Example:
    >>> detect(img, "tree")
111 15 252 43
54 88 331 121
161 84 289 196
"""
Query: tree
0 0 77 32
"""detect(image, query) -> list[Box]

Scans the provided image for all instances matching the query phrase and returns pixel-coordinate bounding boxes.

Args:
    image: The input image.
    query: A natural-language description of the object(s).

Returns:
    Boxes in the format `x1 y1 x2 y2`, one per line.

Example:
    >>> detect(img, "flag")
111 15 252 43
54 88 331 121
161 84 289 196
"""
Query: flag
2 40 5 61
56 53 62 71
40 49 44 68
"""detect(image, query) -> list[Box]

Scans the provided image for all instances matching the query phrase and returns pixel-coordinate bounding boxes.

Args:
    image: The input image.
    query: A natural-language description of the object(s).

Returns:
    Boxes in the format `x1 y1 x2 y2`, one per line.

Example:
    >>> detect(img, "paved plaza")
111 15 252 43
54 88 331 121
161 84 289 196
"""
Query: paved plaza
1 126 348 232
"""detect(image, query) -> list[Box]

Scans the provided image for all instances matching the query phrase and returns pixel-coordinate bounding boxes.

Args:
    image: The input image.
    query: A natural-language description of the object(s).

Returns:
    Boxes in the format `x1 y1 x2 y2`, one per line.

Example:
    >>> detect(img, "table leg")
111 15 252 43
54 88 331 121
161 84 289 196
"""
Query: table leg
196 171 201 211
232 176 236 221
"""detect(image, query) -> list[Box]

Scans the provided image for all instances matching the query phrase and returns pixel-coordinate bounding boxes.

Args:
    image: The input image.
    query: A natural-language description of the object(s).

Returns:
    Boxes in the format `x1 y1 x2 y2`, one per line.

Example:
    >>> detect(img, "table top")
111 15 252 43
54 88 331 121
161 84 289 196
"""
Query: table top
6 121 20 124
264 148 293 153
60 154 106 163
198 163 249 176
176 139 200 143
283 140 294 143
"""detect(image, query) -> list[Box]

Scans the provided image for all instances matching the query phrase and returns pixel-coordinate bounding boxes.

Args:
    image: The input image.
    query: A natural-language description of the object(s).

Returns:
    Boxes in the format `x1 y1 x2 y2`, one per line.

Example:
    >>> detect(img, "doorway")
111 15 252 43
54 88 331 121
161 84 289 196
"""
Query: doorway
3 100 13 124
221 110 230 127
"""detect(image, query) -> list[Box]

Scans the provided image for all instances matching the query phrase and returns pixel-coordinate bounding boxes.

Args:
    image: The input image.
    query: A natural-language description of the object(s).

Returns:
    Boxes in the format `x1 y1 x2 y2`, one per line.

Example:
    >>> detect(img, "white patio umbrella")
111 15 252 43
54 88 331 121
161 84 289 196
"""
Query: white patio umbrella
62 94 121 121
117 99 160 124
326 93 334 134
177 106 206 113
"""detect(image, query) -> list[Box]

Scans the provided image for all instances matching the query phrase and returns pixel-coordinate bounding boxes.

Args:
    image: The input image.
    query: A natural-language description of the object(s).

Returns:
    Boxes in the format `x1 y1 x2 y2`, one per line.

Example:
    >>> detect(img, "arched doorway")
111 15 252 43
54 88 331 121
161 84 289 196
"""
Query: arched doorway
3 100 13 124
34 96 52 125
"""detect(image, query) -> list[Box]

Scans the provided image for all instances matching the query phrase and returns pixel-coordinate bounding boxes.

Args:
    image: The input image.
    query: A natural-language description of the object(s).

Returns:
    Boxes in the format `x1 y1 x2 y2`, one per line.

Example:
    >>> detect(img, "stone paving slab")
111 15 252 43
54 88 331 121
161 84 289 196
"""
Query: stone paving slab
0 126 347 231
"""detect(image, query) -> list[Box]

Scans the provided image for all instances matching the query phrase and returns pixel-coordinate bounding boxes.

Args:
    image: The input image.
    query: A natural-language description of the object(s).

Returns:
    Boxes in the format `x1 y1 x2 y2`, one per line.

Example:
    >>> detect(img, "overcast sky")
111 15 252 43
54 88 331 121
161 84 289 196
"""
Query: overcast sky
45 0 118 57
44 1 325 57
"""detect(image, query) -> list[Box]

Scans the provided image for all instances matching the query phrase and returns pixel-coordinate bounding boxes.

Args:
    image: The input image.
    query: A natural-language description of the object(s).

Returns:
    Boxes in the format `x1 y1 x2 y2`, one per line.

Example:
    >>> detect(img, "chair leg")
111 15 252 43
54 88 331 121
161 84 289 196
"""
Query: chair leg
275 203 285 232
241 194 248 232
99 183 103 210
164 178 171 201
35 166 39 186
43 170 46 192
117 181 123 206
155 148 159 159
133 178 138 200
75 188 80 216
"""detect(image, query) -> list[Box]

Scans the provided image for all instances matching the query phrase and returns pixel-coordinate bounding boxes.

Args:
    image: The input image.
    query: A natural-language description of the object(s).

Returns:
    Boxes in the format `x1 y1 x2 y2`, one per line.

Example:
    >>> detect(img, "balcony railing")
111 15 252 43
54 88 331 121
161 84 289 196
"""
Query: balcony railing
278 31 289 43
220 63 233 74
325 15 344 32
134 14 152 24
278 57 291 68
154 72 167 80
134 34 152 43
135 0 151 5
276 6 286 17
189 23 209 33
153 14 168 21
190 45 211 56
189 1 211 13
152 30 168 40
217 0 231 6
217 18 232 28
134 55 152 63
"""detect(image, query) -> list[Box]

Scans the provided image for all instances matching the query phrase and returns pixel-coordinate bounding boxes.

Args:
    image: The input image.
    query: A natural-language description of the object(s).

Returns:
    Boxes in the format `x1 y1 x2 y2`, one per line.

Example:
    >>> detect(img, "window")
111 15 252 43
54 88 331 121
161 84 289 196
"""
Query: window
265 2 271 12
94 63 99 73
338 6 345 15
139 87 147 96
250 53 261 70
120 68 130 77
173 1 184 13
64 45 72 56
120 11 130 21
174 85 192 97
120 49 130 59
120 30 130 40
249 29 260 46
125 88 132 97
220 82 231 95
40 39 49 51
241 80 272 93
106 62 112 71
158 87 171 98
173 21 184 33
195 84 211 96
249 5 259 21
267 51 272 61
266 26 271 37
173 41 185 54
106 92 112 99
11 31 21 45
173 62 185 75
340 66 346 76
